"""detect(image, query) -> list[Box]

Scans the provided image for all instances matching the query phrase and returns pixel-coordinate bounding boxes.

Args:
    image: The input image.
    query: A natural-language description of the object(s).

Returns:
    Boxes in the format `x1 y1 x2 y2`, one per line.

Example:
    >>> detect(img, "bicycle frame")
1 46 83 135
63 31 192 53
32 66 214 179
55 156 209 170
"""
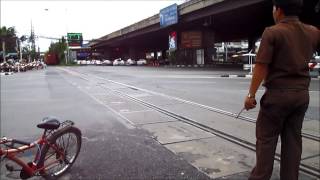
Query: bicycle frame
0 132 65 177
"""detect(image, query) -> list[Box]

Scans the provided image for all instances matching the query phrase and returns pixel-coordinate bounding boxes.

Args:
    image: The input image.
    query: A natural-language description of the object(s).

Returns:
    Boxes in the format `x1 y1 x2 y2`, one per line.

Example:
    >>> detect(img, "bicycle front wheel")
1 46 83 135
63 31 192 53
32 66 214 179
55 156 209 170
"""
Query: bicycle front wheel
39 126 82 178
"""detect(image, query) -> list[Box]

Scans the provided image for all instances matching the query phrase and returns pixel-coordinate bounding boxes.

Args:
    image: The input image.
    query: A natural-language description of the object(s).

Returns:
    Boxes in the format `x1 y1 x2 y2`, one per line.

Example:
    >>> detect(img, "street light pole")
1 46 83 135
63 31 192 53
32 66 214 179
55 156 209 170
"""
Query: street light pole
19 40 22 62
66 37 69 65
65 8 69 65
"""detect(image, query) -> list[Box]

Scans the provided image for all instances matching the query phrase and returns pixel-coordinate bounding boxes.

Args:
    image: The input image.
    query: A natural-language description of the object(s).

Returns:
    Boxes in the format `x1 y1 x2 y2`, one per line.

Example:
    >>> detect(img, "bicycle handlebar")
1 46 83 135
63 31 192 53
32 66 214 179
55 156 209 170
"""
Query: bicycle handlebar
1 137 31 146
12 139 31 146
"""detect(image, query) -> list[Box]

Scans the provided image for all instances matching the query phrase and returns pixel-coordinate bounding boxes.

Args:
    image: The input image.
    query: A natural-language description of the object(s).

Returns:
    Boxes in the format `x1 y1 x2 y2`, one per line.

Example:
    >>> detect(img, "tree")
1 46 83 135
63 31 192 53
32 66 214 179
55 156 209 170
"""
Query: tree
0 26 18 62
22 46 30 60
47 36 67 65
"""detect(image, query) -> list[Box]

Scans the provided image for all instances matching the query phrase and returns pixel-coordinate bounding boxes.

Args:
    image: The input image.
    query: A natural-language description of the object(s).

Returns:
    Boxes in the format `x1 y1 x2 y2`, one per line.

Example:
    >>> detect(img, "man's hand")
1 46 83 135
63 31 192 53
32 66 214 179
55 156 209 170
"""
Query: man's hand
244 96 257 110
245 63 268 111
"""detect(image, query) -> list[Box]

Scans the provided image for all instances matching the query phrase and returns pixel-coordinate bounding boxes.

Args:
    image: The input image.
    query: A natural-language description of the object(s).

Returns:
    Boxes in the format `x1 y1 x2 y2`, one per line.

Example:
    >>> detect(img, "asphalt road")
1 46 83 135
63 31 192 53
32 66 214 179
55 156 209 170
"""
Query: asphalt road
0 68 210 180
72 66 319 122
1 66 319 179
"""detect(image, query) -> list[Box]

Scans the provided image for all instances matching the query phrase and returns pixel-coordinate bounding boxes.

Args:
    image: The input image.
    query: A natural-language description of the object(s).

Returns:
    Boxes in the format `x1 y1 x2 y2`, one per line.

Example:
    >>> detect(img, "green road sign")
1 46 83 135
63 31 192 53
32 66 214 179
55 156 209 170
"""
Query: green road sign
67 33 83 46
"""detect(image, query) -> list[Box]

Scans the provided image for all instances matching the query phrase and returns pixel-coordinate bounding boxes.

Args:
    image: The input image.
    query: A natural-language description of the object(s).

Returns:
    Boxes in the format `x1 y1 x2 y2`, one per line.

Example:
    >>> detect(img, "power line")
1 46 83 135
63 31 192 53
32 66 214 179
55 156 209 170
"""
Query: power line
22 34 94 42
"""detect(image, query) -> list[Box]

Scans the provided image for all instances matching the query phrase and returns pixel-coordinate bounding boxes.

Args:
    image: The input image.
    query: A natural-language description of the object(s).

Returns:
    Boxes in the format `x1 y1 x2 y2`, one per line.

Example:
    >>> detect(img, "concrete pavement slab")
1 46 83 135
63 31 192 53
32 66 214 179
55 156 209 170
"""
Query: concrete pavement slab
122 110 178 125
165 137 255 179
105 99 146 113
155 103 319 160
302 119 320 137
141 121 215 145
139 95 185 106
165 137 317 180
301 156 320 171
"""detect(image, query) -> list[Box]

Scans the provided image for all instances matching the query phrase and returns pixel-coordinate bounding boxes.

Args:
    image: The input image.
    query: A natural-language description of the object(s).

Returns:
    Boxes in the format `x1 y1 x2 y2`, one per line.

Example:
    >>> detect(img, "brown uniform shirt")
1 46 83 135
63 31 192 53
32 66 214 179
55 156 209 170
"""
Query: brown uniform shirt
256 16 320 90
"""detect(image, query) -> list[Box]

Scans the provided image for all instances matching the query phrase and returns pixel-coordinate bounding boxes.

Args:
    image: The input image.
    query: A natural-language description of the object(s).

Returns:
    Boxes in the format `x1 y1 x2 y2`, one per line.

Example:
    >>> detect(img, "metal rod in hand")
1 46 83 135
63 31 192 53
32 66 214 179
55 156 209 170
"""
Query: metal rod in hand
236 108 245 119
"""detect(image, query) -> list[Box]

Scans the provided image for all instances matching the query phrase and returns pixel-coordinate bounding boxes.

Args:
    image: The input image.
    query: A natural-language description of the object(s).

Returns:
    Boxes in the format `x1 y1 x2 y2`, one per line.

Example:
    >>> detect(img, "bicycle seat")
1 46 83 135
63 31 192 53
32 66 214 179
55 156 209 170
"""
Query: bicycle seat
37 117 61 130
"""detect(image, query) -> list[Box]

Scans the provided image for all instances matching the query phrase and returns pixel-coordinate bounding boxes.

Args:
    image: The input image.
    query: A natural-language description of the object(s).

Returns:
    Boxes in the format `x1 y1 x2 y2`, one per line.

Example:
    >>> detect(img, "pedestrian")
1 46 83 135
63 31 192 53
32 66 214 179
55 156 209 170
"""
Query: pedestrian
244 0 320 179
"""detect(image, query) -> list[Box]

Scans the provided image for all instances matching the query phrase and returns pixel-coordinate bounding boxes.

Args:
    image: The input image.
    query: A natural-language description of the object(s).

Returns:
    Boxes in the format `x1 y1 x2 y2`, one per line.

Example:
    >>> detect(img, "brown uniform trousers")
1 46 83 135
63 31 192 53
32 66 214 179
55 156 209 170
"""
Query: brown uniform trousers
249 89 309 180
248 16 319 180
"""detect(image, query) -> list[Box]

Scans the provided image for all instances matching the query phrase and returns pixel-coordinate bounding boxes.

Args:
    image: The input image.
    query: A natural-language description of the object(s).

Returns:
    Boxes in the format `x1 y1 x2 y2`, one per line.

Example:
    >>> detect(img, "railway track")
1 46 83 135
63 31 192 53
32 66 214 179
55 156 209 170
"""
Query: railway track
87 72 320 142
61 68 320 179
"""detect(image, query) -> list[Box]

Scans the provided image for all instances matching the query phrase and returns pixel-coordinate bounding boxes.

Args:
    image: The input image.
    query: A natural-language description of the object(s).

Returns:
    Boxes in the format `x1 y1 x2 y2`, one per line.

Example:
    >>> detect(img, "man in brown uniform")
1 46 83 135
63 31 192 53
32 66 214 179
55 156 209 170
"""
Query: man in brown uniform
244 0 320 179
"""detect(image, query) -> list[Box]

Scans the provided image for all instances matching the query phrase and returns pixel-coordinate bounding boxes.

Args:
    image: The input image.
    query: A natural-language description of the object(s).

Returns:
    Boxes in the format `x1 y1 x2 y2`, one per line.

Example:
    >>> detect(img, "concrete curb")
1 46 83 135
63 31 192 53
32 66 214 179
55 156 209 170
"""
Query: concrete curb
220 74 252 78
0 72 14 76
220 74 320 79
310 75 320 79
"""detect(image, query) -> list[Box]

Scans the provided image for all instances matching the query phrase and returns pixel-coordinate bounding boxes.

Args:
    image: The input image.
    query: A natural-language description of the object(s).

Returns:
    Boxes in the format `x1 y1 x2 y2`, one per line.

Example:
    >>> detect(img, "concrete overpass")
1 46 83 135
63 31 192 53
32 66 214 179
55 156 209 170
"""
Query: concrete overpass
90 0 319 65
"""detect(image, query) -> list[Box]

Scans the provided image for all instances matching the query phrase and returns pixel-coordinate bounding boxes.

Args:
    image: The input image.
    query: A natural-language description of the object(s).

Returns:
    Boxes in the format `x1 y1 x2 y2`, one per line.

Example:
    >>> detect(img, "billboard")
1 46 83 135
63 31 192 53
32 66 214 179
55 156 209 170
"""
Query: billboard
160 4 178 27
67 33 83 47
181 31 202 48
169 31 177 51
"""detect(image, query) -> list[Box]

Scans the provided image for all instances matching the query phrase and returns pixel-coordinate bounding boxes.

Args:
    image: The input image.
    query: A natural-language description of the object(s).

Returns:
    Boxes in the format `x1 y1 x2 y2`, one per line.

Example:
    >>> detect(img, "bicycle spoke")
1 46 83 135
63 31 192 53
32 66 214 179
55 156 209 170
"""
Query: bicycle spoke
66 133 71 151
61 135 66 150
45 151 56 161
47 162 63 174
41 128 81 177
57 137 63 150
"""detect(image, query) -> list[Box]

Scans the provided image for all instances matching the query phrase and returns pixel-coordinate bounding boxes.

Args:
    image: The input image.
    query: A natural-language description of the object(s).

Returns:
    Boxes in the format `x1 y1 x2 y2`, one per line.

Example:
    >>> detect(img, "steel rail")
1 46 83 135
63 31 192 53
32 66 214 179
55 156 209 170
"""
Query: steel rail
60 67 320 178
100 83 320 179
60 68 320 142
88 72 320 142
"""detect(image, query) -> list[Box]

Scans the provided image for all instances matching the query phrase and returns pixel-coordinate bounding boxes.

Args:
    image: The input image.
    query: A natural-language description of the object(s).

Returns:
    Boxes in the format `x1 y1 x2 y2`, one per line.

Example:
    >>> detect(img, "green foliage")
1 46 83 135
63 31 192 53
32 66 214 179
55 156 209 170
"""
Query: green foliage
168 50 176 65
0 26 18 53
30 49 37 61
47 36 67 65
22 46 30 59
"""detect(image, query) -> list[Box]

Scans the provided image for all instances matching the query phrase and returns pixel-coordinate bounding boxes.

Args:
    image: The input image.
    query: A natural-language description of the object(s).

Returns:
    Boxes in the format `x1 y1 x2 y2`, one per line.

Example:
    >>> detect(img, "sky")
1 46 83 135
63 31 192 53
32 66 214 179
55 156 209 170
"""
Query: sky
1 0 184 52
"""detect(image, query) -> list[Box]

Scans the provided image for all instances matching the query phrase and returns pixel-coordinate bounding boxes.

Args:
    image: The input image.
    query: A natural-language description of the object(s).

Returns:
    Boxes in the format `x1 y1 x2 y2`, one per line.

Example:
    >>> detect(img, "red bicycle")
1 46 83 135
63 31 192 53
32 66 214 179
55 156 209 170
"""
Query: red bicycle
0 117 82 179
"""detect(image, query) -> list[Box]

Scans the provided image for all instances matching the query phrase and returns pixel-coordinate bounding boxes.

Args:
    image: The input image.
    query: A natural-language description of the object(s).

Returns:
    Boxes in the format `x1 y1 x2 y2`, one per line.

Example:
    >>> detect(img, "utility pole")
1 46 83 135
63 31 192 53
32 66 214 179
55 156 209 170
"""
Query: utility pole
38 46 40 59
19 39 22 62
65 8 69 65
29 21 36 62
2 41 5 63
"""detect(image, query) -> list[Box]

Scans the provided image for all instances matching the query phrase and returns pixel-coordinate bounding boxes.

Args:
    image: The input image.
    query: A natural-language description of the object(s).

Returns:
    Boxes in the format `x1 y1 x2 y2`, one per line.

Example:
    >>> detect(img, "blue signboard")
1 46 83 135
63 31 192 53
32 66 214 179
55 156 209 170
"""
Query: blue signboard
77 52 90 58
160 4 178 27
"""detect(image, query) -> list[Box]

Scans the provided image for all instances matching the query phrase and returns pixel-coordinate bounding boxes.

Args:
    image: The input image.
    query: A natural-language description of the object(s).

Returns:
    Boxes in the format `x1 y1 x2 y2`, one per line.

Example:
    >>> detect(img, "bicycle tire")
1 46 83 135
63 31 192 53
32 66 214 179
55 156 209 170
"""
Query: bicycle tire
39 126 82 178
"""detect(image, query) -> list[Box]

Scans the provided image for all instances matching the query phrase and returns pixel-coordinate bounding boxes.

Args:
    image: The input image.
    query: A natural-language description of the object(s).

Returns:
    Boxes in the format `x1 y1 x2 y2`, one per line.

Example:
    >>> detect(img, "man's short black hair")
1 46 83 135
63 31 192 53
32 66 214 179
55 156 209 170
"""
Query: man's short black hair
272 0 303 16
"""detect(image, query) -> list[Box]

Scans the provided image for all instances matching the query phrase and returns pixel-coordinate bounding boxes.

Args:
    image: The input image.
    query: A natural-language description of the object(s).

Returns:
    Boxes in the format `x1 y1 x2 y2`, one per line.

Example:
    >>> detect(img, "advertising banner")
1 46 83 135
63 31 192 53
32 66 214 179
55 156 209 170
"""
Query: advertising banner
169 31 177 51
181 31 202 48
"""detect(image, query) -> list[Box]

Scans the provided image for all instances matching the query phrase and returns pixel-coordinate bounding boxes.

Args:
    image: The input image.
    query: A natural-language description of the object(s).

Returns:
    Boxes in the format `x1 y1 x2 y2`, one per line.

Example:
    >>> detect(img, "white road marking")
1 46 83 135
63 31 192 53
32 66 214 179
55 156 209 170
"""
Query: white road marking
59 67 319 122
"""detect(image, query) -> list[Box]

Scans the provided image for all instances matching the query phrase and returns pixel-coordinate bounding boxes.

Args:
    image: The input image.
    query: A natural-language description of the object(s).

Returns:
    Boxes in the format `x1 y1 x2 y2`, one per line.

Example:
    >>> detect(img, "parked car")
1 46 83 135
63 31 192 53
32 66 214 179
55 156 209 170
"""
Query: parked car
113 58 121 66
119 60 125 65
102 60 113 66
126 59 137 66
80 60 87 65
94 60 102 65
137 59 147 65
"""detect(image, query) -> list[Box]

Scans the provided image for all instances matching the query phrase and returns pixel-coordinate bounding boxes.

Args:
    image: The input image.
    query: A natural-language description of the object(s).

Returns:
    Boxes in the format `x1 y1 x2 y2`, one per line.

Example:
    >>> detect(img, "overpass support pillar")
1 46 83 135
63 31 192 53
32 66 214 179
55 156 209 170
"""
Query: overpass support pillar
102 48 111 59
248 36 259 53
129 47 137 59
203 30 215 65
